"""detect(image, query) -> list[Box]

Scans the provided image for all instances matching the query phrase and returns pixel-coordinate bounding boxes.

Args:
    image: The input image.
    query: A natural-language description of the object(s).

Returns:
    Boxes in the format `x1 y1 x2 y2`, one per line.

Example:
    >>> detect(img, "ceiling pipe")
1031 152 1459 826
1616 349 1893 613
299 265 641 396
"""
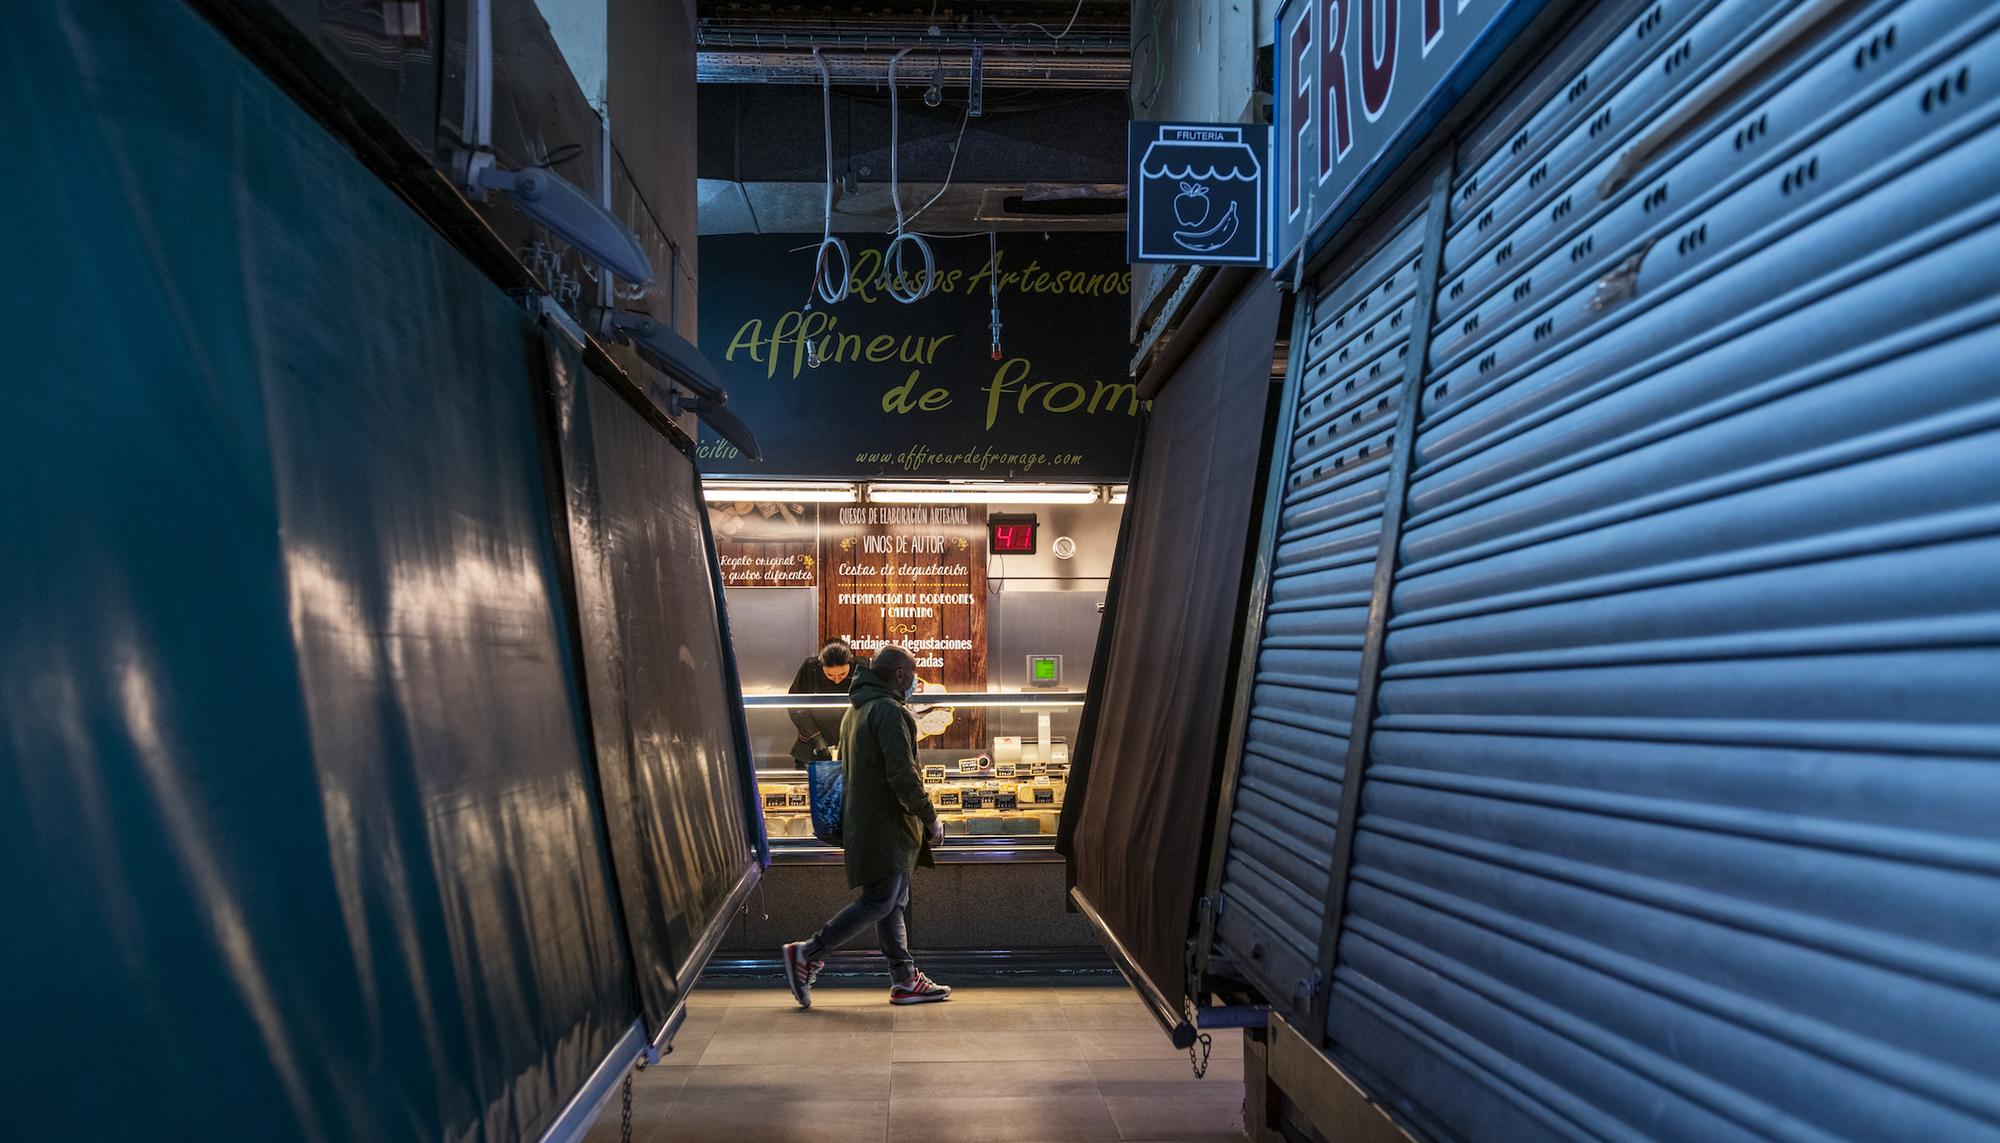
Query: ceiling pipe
697 22 1126 54
699 50 1127 87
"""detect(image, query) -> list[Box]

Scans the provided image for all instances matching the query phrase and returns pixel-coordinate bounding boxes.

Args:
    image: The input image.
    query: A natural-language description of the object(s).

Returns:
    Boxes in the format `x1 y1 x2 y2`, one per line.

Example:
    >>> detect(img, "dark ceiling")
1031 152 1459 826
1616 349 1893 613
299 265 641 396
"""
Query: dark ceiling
695 2 1133 234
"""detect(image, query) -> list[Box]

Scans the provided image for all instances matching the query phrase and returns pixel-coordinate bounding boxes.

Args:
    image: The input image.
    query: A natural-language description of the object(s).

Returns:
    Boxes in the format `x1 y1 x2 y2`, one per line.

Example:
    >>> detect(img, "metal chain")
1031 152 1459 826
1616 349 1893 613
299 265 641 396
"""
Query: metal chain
1189 1030 1214 1079
620 1072 634 1143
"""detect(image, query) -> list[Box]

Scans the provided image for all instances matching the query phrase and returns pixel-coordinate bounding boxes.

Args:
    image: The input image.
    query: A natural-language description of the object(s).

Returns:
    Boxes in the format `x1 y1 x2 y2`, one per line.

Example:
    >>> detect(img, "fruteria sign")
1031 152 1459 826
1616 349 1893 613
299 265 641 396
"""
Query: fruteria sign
1274 0 1551 274
1128 122 1271 266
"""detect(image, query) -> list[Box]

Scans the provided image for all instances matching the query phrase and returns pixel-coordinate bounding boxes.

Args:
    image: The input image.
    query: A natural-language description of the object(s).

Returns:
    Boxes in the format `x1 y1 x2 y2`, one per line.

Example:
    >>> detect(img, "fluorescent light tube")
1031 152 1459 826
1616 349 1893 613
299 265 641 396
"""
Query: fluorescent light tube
866 484 1099 505
703 483 858 503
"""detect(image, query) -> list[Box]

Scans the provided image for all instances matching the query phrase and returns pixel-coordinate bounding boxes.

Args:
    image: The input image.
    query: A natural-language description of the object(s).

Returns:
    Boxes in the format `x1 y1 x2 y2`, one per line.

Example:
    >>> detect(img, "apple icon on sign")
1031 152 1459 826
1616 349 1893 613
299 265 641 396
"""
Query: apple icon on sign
1174 182 1211 228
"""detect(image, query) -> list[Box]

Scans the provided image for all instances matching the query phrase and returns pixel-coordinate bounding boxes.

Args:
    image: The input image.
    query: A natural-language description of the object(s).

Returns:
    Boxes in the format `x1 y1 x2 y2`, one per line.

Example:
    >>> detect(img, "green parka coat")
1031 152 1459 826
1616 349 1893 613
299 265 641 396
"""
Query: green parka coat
837 664 939 888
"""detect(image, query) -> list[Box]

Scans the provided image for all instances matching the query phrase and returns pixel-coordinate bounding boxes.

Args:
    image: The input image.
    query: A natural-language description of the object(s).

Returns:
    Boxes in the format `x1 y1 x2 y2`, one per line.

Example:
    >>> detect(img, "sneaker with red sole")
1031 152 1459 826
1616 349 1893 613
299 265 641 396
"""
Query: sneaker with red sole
889 971 952 1005
782 941 818 1008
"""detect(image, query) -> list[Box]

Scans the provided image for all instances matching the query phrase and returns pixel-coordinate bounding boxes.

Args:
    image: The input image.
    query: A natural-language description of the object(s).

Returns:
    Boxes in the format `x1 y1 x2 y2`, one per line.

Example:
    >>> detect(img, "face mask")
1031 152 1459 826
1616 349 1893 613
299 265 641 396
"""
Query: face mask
902 675 918 701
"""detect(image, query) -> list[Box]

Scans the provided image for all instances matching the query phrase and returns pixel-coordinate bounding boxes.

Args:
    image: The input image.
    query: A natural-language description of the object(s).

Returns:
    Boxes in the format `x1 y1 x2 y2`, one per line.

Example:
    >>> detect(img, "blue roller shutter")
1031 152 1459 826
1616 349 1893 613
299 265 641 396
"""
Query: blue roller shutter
1326 0 2000 1138
1212 196 1435 1019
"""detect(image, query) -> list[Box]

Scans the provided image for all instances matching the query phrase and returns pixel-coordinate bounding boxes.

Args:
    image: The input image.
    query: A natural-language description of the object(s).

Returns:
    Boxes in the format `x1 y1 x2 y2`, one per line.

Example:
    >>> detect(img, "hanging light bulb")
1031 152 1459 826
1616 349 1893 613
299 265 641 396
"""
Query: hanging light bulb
924 68 945 108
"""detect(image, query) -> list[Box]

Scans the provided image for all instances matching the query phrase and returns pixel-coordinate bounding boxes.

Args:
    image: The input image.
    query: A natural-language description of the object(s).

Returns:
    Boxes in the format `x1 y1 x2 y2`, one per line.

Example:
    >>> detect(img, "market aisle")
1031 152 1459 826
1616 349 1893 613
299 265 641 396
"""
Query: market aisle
586 983 1247 1143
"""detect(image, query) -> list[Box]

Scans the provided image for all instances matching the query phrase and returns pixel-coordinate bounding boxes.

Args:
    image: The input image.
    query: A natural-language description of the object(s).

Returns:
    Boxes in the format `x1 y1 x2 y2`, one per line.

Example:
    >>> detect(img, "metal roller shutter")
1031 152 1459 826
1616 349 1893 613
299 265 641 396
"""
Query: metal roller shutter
1213 195 1436 1019
1326 0 2000 1138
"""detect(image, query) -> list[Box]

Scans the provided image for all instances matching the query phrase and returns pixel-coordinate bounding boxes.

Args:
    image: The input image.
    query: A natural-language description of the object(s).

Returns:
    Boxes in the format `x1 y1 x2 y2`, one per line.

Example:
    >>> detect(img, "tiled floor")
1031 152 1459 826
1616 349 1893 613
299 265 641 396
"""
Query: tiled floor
585 982 1247 1143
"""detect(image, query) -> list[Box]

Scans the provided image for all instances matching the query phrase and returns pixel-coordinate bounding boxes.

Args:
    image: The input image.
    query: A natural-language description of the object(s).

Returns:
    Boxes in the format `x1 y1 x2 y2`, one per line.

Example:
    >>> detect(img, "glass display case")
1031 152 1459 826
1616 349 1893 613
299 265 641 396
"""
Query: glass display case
742 692 1084 857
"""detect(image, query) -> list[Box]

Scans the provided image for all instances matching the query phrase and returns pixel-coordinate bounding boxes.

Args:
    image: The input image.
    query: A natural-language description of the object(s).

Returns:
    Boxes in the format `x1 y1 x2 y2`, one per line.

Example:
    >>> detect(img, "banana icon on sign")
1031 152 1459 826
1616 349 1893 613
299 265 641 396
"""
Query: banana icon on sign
1172 200 1240 254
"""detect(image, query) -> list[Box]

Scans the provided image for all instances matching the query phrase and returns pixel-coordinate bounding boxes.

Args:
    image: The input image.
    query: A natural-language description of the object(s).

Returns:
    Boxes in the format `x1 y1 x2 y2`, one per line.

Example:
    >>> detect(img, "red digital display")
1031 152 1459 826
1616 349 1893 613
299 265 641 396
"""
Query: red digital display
989 514 1038 554
992 524 1035 552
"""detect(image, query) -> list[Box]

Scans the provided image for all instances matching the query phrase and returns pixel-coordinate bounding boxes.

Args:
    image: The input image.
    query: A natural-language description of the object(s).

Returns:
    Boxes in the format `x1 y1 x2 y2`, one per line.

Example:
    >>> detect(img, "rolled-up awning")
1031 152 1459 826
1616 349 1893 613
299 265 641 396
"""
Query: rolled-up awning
1140 134 1262 181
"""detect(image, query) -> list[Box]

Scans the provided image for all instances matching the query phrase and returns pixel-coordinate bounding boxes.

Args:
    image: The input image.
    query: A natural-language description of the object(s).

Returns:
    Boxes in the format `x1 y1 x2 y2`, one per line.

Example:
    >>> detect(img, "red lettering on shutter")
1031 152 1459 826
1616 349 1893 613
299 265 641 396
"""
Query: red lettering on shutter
1361 0 1398 119
1289 9 1313 216
1320 0 1353 176
1422 0 1444 54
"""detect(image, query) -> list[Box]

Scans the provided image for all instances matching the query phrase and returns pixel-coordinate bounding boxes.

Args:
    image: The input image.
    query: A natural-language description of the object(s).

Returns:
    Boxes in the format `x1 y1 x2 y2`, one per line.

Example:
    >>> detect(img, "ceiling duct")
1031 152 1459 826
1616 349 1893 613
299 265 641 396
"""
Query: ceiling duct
695 6 1130 234
976 184 1125 222
699 181 1127 234
697 83 1128 234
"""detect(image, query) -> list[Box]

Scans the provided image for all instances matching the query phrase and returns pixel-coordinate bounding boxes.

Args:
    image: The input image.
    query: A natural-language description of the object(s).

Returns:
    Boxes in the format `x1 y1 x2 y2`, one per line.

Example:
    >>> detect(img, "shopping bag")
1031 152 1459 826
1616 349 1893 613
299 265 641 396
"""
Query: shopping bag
806 757 844 847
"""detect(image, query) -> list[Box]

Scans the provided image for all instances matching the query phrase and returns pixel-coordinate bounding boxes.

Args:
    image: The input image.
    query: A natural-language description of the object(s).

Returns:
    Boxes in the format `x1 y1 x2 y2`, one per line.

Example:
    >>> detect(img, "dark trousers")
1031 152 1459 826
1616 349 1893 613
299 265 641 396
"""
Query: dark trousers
804 871 914 982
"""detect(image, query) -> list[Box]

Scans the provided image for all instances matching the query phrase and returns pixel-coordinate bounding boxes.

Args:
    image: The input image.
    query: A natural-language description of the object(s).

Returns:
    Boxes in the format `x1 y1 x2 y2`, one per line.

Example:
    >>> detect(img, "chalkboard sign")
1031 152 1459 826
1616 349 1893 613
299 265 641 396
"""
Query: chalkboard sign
697 233 1140 480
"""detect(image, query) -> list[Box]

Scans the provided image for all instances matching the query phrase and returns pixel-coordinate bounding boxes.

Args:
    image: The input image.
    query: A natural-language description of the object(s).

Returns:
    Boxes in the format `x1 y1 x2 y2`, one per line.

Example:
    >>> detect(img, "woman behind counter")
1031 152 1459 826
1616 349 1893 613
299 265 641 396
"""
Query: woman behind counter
787 639 870 765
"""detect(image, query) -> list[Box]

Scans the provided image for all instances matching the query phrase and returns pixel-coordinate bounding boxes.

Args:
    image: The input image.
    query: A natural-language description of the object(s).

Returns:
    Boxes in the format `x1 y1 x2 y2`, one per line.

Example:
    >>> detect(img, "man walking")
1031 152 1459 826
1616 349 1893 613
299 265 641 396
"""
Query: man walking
782 646 952 1007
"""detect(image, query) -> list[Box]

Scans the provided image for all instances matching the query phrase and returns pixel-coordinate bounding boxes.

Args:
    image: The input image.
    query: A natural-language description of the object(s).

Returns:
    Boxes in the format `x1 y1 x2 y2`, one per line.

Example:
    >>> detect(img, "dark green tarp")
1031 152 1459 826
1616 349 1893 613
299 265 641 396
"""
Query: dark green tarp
544 335 764 1033
0 4 753 1138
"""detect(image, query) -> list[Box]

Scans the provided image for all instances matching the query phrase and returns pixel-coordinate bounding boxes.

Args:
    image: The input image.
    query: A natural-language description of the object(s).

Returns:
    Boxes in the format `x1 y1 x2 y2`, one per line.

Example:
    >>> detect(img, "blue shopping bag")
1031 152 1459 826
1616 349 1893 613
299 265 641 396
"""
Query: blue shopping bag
806 757 844 847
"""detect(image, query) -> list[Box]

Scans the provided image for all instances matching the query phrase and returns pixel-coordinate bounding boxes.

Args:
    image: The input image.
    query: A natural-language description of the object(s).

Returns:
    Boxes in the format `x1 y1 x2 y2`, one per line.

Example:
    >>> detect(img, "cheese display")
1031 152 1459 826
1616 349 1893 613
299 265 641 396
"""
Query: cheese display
908 770 1067 836
756 764 1070 838
1017 779 1062 807
762 812 814 838
746 694 1085 840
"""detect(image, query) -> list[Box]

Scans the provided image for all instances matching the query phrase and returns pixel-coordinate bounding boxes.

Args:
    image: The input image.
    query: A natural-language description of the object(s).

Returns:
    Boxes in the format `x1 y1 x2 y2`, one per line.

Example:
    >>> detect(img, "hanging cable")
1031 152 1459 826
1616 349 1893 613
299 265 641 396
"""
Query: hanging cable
1036 0 1088 41
989 0 1087 42
884 48 936 304
902 96 972 232
988 231 1003 360
810 49 851 306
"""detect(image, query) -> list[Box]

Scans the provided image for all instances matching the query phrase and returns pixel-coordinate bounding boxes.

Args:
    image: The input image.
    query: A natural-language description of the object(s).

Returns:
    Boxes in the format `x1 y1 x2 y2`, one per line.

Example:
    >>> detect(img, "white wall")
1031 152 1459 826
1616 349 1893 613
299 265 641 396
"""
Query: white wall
533 0 608 110
1131 0 1266 336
